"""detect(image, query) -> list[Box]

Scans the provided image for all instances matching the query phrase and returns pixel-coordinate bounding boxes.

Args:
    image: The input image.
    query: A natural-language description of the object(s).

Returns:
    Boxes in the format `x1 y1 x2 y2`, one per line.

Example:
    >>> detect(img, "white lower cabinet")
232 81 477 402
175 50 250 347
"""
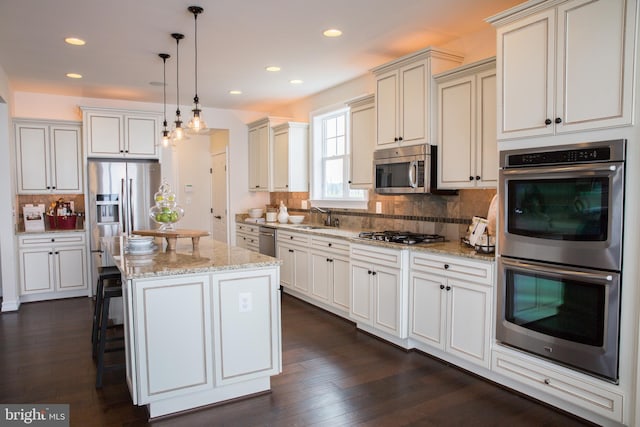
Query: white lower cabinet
18 232 88 301
309 236 350 313
235 223 259 252
409 251 493 369
492 347 623 423
277 230 310 295
124 268 281 417
350 243 408 339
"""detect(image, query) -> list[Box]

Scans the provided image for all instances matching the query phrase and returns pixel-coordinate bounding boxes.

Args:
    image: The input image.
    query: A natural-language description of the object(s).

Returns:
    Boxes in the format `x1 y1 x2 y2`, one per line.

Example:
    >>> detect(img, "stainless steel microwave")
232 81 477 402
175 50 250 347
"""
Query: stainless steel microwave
374 145 431 194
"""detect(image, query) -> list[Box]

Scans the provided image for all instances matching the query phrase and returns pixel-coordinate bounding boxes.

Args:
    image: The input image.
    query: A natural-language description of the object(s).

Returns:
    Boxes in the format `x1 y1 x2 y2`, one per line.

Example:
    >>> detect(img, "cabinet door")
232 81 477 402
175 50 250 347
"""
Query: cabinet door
376 70 399 146
373 265 405 337
125 116 158 158
556 0 632 132
350 261 373 325
248 124 270 191
475 71 497 187
16 124 50 193
134 274 214 403
438 75 475 189
87 113 123 156
55 246 87 291
446 278 491 368
19 248 55 294
497 9 555 139
400 60 427 146
331 256 350 312
409 271 446 350
272 129 289 191
51 126 82 193
349 100 375 188
277 243 295 290
310 252 331 303
293 246 310 294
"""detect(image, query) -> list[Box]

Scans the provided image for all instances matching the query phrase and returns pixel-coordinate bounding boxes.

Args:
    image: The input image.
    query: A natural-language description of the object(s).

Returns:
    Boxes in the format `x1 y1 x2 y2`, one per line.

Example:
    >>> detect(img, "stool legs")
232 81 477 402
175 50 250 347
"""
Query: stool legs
91 276 105 358
95 287 124 388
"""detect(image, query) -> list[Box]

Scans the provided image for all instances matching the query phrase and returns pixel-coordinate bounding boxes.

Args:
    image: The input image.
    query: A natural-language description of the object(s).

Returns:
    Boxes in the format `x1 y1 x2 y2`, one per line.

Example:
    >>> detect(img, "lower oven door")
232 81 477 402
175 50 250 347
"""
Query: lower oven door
496 256 620 382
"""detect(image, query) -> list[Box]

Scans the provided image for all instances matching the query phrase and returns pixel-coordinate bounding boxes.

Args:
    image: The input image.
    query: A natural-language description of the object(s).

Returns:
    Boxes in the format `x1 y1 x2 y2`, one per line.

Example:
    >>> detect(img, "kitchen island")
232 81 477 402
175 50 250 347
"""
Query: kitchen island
104 236 282 419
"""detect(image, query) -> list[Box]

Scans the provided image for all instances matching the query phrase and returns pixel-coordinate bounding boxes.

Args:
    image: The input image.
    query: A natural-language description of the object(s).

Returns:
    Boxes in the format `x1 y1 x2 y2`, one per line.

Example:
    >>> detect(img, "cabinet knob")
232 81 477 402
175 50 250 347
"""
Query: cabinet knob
125 150 129 153
440 284 445 290
255 185 260 188
394 137 399 142
288 249 294 253
555 117 562 124
120 150 124 153
328 243 332 247
290 236 294 240
398 136 403 141
326 258 330 262
329 259 333 263
52 186 56 189
469 176 474 181
348 180 352 184
55 251 59 255
368 270 372 275
544 378 550 385
475 176 481 181
444 264 449 270
545 118 552 125
372 271 377 276
49 252 53 255
46 186 51 189
51 238 55 242
446 285 451 291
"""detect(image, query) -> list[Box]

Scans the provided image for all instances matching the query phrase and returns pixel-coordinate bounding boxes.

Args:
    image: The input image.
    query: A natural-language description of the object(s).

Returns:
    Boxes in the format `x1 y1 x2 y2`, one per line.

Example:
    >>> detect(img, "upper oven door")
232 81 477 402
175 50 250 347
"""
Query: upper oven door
374 155 427 194
499 162 624 271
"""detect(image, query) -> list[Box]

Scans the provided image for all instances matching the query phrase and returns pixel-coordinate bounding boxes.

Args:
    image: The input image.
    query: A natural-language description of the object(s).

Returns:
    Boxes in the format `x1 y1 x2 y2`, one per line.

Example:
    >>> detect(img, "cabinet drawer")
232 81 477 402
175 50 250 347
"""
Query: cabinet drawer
492 349 622 422
236 223 259 234
277 230 310 246
351 243 404 268
310 236 349 255
410 252 493 286
19 233 85 247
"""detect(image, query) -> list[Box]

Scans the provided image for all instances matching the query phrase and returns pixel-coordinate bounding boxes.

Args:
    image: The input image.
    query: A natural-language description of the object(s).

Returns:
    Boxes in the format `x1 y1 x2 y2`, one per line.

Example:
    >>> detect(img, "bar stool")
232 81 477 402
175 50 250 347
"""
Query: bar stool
95 277 125 388
91 266 121 357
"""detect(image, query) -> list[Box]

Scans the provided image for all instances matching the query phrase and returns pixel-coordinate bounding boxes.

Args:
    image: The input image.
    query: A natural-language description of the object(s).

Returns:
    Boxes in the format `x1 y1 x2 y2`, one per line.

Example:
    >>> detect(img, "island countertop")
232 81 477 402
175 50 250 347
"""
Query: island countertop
104 236 281 280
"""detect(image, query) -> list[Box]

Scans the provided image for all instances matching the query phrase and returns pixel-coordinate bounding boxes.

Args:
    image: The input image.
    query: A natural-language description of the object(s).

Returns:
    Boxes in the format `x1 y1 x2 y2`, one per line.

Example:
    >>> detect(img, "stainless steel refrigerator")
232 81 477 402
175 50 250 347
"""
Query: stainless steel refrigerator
87 159 161 292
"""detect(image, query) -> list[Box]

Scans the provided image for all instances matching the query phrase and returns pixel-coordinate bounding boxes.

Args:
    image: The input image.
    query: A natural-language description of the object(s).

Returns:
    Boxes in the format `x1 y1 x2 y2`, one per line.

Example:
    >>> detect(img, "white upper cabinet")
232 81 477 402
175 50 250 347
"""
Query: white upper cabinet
248 119 270 191
490 0 635 139
272 122 309 192
15 120 82 194
348 94 375 189
435 58 497 189
372 47 463 148
82 107 161 159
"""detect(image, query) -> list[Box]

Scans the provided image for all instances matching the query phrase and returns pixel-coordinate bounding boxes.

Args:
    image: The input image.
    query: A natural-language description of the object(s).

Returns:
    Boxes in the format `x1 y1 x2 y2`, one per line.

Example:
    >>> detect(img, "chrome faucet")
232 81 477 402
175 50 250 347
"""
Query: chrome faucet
311 206 332 226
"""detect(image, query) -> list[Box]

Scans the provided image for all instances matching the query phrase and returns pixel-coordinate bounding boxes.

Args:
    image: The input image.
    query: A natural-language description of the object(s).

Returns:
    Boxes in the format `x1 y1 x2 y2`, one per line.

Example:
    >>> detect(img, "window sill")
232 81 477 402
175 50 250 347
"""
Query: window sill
309 199 368 210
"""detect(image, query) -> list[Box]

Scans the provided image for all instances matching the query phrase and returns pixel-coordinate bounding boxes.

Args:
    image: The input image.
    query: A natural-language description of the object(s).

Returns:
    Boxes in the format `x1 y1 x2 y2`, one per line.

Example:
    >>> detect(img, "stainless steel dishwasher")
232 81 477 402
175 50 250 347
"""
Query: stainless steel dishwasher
258 226 276 256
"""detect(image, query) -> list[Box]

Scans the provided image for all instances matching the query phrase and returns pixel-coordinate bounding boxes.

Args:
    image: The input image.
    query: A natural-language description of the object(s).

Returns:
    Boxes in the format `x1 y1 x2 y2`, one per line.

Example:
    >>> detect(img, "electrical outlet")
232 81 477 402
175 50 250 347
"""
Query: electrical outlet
239 292 252 312
301 200 308 209
375 202 382 214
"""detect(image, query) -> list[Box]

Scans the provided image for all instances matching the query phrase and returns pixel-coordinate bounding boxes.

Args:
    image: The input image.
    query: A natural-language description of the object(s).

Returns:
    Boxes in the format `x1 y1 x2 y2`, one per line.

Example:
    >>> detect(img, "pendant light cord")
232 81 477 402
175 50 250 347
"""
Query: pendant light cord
194 12 199 102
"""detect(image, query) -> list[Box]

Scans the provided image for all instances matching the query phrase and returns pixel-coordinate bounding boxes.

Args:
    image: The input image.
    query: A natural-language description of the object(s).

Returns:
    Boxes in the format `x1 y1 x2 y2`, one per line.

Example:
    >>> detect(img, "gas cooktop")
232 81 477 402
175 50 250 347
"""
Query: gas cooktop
357 231 445 245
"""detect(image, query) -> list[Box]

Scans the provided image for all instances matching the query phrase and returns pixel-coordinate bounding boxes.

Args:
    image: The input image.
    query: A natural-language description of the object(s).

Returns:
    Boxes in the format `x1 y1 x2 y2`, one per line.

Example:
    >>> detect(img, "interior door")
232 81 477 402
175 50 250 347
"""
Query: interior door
211 152 228 243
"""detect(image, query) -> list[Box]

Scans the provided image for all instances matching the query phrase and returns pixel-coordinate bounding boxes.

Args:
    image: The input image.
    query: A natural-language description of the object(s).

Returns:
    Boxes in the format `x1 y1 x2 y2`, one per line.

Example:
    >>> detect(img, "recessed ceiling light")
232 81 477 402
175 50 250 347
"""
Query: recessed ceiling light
66 73 82 79
229 90 242 95
265 66 281 72
289 79 303 85
65 37 86 46
323 28 342 38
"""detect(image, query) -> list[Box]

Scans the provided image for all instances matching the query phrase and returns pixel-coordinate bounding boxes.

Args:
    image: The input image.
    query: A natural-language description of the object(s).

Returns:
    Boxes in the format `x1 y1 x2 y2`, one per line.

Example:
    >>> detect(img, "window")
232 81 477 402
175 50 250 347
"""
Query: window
310 106 366 208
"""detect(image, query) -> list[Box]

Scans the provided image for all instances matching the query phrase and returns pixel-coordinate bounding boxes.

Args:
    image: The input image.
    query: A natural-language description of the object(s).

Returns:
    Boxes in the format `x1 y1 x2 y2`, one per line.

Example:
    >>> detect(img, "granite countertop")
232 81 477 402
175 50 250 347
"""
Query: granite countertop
243 221 495 261
105 236 281 280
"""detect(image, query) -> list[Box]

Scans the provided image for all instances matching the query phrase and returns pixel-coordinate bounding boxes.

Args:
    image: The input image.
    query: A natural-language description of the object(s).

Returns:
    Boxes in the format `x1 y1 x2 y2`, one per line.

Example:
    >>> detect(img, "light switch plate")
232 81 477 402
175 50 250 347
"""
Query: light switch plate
375 202 382 214
301 200 308 209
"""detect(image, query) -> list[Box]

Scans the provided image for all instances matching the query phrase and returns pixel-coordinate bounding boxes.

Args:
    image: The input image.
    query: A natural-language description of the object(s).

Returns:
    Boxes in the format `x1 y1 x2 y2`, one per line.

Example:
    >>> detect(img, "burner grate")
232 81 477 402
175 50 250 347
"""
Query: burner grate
357 230 445 245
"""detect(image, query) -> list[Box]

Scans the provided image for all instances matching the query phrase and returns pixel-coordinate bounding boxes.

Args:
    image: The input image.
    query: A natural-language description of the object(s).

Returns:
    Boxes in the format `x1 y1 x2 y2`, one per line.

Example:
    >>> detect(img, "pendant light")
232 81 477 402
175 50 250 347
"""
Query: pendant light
187 6 207 133
158 53 171 147
171 33 186 141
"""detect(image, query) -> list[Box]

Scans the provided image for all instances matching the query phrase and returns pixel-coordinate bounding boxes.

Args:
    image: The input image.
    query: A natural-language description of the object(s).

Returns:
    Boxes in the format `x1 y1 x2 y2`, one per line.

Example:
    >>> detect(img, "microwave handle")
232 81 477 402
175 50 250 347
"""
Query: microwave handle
501 257 614 282
502 163 618 175
408 160 418 188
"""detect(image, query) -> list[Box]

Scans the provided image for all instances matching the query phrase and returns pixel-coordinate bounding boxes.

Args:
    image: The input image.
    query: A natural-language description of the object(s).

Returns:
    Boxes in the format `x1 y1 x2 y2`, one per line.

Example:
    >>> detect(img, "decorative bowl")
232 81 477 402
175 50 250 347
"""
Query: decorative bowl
149 205 185 230
248 208 264 218
288 215 305 224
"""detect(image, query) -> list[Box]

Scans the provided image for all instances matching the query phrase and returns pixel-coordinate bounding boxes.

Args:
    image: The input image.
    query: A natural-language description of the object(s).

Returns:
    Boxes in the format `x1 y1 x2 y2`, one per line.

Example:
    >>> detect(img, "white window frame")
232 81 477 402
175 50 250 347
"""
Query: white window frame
309 104 367 210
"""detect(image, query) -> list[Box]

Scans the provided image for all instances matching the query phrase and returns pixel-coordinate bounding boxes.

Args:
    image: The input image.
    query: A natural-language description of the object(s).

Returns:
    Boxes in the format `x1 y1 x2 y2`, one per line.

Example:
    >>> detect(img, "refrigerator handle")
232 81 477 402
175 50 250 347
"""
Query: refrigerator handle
121 178 128 236
129 178 135 233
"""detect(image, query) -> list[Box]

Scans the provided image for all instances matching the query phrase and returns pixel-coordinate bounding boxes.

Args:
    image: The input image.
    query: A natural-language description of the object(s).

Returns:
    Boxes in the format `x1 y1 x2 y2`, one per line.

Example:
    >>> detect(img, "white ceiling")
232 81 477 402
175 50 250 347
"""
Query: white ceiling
0 0 522 113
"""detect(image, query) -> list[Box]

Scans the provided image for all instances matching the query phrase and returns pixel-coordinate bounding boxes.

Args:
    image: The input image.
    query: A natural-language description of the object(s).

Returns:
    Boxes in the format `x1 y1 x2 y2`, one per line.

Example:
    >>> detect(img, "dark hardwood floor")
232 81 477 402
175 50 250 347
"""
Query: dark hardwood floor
0 294 594 427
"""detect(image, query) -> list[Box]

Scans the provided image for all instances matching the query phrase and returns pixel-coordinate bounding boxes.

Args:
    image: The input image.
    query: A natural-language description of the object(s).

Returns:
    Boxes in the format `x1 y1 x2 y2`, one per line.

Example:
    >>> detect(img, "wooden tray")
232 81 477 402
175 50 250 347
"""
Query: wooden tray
133 229 209 251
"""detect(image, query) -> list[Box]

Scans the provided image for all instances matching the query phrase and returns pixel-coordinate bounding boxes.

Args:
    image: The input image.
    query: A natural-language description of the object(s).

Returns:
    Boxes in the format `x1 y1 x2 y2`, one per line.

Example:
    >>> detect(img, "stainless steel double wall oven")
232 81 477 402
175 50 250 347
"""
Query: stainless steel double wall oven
496 139 626 382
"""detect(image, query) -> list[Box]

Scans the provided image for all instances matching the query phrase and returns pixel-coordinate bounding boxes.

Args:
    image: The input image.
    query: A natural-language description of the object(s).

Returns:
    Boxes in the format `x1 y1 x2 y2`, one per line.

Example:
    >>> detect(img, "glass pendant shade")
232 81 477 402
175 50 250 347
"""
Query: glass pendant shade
158 53 171 147
187 6 207 133
171 33 186 142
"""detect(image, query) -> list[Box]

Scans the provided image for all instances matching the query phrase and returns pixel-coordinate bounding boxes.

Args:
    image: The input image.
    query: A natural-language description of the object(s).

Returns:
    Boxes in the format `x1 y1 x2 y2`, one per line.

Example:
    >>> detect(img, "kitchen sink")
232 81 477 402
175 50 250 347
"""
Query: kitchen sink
290 225 327 230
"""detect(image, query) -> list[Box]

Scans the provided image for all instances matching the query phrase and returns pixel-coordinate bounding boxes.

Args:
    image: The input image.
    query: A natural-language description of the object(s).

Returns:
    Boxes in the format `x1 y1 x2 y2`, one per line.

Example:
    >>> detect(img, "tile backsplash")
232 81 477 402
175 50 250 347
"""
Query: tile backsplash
268 189 496 241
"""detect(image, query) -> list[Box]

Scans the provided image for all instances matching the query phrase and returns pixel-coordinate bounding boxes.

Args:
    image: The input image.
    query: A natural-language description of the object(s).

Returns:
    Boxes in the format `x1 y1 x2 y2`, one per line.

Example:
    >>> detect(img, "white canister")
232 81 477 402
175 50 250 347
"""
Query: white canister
266 212 277 222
